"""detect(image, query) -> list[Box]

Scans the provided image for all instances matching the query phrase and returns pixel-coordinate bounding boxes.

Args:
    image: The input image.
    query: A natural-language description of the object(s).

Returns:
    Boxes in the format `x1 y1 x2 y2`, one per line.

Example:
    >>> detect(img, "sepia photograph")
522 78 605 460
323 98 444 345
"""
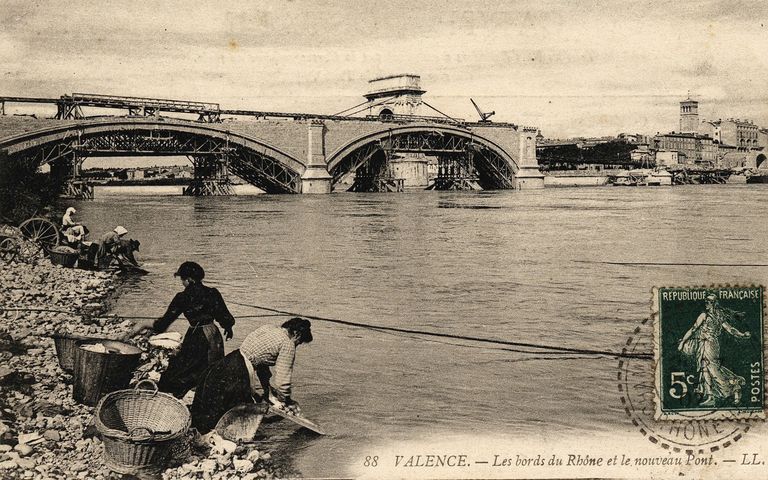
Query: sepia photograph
0 1 767 478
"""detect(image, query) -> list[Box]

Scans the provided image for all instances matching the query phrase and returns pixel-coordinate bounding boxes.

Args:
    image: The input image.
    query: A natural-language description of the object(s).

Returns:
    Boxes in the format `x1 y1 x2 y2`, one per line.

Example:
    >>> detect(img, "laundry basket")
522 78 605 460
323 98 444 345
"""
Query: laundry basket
95 380 191 476
48 246 79 267
52 333 89 373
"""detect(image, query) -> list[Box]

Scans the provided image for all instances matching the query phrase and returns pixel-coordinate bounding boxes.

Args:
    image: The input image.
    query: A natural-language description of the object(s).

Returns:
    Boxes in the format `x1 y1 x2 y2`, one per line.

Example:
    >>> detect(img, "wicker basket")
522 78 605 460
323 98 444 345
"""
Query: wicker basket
95 380 191 476
51 333 89 373
49 246 79 268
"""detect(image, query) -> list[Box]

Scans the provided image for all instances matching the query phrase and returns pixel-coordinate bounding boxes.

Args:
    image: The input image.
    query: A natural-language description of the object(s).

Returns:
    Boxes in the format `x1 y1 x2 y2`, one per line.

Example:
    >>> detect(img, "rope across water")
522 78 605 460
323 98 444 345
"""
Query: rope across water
1 304 653 360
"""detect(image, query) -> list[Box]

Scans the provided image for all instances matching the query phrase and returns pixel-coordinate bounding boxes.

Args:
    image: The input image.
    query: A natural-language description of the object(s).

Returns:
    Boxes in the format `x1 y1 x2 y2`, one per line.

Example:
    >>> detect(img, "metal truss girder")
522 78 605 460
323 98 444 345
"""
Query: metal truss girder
331 142 381 185
381 131 468 153
332 131 517 190
10 129 301 194
472 147 514 189
228 148 300 194
72 130 231 155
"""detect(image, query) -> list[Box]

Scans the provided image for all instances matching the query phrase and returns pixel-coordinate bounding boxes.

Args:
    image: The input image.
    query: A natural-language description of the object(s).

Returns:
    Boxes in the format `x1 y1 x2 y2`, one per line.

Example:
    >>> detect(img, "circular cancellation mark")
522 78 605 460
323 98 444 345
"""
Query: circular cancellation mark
618 316 761 455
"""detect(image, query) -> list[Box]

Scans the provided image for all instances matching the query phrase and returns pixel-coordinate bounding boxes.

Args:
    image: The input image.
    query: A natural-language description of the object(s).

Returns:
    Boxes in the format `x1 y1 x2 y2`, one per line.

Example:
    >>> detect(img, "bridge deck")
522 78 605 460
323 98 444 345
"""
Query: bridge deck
0 94 522 128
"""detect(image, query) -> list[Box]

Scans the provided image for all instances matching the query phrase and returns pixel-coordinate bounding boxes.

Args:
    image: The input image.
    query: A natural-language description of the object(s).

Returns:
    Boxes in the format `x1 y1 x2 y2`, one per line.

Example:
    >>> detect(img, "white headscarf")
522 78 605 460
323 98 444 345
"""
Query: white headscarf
62 207 77 226
114 226 128 236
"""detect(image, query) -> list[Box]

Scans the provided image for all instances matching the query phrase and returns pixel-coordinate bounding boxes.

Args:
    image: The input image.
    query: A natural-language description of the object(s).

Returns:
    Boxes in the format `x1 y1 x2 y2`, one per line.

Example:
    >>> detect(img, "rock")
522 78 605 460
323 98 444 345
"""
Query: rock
246 449 260 463
15 457 34 470
80 422 97 439
42 430 60 442
211 437 237 455
0 367 13 382
233 459 254 473
17 433 42 446
199 459 217 472
14 443 32 456
0 459 17 469
0 445 10 453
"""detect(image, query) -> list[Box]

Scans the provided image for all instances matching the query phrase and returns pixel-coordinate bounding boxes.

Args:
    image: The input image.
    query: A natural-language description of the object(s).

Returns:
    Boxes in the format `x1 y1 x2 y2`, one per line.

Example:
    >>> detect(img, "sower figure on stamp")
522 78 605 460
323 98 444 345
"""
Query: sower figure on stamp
125 261 235 398
678 294 751 407
190 318 313 434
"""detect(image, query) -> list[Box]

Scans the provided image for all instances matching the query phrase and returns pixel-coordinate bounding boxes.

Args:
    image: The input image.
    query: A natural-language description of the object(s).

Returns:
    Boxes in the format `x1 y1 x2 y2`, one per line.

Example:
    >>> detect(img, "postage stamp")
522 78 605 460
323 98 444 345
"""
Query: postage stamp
653 286 765 420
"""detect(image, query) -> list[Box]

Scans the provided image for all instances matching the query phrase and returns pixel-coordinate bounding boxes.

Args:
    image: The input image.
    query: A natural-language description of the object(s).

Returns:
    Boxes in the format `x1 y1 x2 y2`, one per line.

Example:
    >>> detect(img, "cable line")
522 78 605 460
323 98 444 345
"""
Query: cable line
574 260 768 267
227 300 652 360
2 304 652 360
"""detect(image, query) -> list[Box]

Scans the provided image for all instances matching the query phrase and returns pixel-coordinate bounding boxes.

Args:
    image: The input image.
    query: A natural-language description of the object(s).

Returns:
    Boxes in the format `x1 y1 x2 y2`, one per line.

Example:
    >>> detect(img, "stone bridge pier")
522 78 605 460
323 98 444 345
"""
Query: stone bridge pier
301 121 333 194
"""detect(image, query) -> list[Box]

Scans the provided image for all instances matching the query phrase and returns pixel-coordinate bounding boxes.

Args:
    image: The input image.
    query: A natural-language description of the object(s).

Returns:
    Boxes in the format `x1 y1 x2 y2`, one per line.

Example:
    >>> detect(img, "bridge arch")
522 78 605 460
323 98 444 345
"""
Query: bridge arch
326 124 520 190
0 118 306 193
757 154 767 169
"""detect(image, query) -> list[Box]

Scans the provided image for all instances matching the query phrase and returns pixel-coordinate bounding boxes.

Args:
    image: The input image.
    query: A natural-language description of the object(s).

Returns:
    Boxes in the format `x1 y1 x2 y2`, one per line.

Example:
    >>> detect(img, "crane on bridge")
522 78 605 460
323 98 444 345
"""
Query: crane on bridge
470 98 495 123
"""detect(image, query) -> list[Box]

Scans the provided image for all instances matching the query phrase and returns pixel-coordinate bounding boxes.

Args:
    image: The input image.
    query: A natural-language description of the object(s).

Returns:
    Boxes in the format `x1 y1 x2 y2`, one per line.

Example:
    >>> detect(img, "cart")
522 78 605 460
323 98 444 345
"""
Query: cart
0 217 60 263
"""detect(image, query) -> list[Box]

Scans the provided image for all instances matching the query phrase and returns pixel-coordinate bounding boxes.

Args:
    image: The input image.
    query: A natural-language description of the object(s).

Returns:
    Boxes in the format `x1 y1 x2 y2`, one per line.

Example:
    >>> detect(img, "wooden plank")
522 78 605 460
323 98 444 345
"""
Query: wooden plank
267 406 326 435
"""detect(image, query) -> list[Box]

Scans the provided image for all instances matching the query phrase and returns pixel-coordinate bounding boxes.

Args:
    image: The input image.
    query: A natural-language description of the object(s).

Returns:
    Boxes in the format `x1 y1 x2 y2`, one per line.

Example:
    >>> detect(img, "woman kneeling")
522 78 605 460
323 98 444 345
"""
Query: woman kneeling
191 317 313 434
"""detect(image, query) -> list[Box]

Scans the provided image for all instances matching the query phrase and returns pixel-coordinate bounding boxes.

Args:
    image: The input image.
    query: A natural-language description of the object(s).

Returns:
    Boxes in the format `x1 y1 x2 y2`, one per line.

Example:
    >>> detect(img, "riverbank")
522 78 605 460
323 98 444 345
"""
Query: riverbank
0 259 288 479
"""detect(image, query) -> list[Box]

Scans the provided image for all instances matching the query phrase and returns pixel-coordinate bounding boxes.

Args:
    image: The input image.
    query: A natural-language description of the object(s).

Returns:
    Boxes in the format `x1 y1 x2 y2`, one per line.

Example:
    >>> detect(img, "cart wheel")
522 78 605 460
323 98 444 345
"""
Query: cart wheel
0 238 17 263
19 217 59 251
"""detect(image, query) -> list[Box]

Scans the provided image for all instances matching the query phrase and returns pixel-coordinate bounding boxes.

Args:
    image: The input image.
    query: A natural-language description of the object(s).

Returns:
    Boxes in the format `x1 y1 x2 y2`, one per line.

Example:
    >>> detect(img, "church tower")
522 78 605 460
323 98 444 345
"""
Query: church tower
680 96 699 133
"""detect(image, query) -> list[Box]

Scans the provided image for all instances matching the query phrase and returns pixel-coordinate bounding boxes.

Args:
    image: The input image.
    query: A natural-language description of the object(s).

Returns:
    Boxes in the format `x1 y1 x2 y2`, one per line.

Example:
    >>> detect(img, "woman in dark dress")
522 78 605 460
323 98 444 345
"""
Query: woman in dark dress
126 261 235 398
191 318 312 434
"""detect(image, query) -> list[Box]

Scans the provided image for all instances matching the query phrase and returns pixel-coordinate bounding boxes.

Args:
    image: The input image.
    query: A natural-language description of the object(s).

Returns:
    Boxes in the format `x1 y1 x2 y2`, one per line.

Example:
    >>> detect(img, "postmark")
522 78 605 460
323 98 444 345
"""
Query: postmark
653 286 765 420
618 286 766 456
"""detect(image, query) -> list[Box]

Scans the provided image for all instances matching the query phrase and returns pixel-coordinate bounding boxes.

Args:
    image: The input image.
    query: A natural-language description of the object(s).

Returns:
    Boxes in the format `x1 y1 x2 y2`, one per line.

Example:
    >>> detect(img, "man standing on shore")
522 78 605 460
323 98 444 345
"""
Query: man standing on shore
125 261 235 398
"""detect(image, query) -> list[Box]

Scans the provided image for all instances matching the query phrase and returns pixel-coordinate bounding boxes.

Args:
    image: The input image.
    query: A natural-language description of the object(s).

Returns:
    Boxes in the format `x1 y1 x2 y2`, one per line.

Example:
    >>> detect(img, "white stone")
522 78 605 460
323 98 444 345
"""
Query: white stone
233 459 253 473
245 449 260 463
14 444 33 457
199 459 217 473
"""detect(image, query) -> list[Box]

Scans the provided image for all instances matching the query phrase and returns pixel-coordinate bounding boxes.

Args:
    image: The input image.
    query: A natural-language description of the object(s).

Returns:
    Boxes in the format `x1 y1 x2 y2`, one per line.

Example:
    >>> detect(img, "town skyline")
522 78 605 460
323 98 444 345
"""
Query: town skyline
2 0 768 138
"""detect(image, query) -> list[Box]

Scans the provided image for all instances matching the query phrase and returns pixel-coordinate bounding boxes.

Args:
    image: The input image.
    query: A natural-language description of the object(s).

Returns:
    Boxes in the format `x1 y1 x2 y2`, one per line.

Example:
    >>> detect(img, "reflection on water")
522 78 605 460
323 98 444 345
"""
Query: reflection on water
71 185 768 477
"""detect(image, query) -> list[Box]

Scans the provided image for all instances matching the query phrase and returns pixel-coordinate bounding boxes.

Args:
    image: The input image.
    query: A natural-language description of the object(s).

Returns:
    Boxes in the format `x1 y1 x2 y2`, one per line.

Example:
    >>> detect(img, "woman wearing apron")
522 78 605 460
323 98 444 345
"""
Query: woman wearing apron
126 261 235 398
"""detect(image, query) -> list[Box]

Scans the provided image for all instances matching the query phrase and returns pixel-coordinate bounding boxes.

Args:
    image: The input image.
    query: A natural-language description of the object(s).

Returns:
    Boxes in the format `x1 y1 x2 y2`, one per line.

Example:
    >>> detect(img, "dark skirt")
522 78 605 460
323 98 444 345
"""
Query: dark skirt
191 350 254 434
158 324 224 399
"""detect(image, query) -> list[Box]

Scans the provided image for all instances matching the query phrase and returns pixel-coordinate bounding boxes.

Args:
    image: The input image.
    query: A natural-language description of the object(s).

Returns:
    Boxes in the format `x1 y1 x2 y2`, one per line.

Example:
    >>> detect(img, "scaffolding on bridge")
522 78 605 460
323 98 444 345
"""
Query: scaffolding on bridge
0 94 519 128
56 93 222 122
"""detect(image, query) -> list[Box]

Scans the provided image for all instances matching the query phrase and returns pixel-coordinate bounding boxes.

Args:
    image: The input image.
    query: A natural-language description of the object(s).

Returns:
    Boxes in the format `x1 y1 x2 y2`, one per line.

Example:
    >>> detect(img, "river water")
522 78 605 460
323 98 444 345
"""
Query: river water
70 185 768 478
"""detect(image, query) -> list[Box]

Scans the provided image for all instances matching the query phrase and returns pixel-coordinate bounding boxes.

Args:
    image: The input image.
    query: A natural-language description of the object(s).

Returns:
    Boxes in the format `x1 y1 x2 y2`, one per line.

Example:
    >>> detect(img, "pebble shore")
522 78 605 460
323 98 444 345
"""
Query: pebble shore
0 259 288 479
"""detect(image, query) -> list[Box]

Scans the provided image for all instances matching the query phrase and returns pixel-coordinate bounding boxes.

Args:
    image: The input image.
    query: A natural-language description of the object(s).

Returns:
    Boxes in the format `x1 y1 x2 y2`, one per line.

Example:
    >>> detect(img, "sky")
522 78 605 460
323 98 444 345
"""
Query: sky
2 0 768 138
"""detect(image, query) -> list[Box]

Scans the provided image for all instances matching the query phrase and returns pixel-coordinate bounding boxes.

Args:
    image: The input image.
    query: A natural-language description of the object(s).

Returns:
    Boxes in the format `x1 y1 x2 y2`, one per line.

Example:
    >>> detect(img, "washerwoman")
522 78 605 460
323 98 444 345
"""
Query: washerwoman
126 261 235 398
190 318 313 434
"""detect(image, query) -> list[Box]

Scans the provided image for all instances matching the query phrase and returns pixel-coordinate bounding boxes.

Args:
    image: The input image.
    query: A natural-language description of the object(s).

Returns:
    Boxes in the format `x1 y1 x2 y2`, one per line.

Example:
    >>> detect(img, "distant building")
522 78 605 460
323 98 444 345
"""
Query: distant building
618 133 654 145
720 152 747 169
679 98 699 133
655 150 679 166
653 132 715 165
630 144 652 165
126 169 144 180
704 118 760 151
81 169 114 180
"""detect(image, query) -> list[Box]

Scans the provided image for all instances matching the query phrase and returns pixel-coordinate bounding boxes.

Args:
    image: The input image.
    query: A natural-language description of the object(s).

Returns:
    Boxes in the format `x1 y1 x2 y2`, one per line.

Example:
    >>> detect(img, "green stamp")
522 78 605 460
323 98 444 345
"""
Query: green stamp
653 286 765 420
